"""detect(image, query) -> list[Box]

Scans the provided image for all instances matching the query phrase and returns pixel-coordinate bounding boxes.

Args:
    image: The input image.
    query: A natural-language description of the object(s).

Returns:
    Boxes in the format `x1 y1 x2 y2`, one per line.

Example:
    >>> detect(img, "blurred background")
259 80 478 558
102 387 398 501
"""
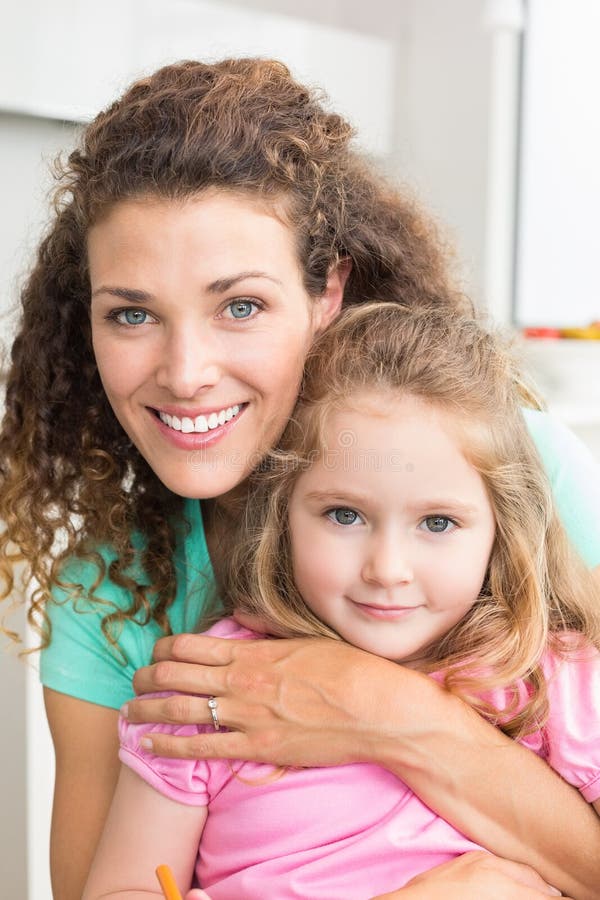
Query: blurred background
1 1 599 896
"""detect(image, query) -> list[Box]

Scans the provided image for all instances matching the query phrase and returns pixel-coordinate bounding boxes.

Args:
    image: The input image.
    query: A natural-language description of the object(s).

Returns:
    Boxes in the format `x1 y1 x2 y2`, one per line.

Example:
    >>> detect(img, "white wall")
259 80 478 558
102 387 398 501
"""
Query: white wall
0 609 27 898
517 0 600 327
391 0 492 305
0 114 78 357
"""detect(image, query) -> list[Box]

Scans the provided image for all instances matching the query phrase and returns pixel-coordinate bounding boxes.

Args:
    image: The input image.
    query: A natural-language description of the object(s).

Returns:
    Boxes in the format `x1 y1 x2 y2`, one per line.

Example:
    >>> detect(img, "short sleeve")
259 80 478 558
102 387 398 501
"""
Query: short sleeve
523 408 600 567
542 643 600 803
118 620 259 803
40 499 214 709
118 701 212 807
40 553 156 709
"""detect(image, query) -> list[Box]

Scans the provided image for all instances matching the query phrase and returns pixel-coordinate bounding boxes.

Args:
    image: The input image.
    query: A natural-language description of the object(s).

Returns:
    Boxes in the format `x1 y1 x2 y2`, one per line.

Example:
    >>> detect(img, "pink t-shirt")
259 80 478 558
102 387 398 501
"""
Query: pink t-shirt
119 618 600 899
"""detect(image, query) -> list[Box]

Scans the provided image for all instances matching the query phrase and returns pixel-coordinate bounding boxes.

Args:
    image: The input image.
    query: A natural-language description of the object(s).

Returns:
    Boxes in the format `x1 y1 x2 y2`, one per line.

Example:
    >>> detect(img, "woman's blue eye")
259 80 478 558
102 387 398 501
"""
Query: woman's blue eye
421 516 454 534
116 308 149 326
228 300 256 319
328 508 361 526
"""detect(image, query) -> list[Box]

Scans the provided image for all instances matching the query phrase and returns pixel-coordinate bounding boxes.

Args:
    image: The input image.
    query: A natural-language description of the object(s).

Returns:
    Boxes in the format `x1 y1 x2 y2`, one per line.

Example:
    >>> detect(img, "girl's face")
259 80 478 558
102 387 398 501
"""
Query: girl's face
288 394 496 669
89 192 344 499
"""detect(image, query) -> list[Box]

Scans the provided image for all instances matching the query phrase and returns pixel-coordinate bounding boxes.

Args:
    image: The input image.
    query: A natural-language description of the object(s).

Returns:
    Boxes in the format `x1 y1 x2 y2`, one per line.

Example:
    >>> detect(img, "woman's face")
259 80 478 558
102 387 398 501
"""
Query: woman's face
88 192 344 499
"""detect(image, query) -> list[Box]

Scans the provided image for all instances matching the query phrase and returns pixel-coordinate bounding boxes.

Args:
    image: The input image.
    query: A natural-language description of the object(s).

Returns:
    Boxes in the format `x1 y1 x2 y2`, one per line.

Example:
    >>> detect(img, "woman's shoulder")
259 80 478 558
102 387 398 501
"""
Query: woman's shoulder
521 407 598 471
522 407 600 567
40 498 214 710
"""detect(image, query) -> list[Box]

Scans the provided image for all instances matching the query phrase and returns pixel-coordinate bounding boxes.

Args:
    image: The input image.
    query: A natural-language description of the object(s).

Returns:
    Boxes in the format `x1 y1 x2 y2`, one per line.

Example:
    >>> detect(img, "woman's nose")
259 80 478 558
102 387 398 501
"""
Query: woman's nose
361 534 414 588
155 323 221 398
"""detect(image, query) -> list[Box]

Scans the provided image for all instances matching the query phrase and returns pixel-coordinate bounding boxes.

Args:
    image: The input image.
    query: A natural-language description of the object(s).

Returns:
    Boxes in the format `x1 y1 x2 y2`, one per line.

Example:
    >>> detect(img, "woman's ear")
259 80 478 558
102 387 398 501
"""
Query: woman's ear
313 258 352 333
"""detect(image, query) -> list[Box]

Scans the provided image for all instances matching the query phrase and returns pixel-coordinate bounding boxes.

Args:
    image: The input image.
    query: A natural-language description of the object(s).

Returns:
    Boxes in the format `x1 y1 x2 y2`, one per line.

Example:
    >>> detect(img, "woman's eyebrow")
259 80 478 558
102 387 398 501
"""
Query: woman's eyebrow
91 286 153 303
91 272 283 302
206 271 283 293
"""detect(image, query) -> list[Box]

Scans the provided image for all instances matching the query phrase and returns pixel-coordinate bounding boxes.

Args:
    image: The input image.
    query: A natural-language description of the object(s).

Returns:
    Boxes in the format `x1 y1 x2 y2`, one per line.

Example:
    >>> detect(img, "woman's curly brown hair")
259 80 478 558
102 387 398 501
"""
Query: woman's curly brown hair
0 58 468 652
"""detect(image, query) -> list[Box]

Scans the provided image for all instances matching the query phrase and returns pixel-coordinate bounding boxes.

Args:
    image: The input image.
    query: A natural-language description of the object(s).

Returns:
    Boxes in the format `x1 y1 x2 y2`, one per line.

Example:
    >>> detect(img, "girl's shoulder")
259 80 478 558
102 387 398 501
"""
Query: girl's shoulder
528 636 600 803
521 408 600 567
202 616 265 641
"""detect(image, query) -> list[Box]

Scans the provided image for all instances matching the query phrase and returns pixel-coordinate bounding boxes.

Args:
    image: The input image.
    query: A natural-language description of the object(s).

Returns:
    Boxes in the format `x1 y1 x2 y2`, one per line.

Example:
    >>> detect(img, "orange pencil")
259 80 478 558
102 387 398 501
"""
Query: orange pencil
156 864 184 900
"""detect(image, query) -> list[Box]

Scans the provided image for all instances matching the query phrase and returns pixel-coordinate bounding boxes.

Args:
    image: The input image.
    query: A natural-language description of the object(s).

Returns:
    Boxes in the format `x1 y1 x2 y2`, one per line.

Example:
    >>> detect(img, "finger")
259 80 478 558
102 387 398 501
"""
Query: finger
133 660 230 696
152 633 246 665
496 860 561 894
124 693 217 727
139 727 257 761
469 854 563 897
468 854 560 895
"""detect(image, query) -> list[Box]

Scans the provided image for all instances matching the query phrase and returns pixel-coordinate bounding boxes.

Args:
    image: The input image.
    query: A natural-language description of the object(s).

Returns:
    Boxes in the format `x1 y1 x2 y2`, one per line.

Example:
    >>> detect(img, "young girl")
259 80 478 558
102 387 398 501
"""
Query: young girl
84 304 600 900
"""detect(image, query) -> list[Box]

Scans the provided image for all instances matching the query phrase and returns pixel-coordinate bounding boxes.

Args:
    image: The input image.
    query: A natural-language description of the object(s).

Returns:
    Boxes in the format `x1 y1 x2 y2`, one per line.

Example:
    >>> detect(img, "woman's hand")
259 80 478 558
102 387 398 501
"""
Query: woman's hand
370 852 566 899
128 632 417 765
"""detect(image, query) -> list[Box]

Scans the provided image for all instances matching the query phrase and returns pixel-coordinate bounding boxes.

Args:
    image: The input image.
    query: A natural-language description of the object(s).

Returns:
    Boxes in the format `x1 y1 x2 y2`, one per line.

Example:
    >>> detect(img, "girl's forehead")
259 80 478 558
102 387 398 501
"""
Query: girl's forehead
307 392 482 466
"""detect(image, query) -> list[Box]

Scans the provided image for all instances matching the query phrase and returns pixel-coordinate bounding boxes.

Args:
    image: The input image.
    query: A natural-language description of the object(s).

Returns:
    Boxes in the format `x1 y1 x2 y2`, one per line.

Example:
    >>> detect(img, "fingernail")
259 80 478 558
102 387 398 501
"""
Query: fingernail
140 737 153 750
120 704 129 718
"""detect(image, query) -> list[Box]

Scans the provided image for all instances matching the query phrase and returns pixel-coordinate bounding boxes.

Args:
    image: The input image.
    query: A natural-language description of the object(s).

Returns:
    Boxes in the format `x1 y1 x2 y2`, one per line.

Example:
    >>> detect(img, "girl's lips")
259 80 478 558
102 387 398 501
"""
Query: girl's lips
350 601 420 621
150 403 247 450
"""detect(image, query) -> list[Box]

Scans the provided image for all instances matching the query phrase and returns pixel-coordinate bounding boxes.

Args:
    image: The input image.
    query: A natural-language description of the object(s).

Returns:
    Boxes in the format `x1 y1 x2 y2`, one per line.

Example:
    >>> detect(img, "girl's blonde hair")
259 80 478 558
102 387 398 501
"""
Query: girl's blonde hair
218 303 600 739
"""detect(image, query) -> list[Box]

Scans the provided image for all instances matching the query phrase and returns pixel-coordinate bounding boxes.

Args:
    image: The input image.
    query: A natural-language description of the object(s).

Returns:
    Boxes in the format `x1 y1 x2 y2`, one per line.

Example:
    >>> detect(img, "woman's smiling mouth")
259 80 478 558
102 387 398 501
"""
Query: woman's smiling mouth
150 403 248 450
158 404 242 434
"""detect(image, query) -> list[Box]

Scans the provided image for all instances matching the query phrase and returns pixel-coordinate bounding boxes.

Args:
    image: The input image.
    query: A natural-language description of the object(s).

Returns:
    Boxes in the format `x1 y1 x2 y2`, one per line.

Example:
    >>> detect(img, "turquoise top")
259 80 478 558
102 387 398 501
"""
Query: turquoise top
40 410 600 710
40 498 213 709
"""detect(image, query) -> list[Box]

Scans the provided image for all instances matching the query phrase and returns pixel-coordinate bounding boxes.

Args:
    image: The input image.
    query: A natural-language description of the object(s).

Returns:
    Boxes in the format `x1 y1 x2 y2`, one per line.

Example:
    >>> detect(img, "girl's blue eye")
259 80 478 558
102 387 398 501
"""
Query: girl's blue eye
421 516 455 534
228 300 256 319
327 508 361 526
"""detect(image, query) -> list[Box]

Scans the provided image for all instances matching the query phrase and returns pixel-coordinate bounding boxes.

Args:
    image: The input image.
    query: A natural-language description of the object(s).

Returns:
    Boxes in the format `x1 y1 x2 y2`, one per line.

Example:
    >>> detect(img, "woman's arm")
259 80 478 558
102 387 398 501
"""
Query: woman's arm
125 633 600 900
83 765 207 900
44 689 122 900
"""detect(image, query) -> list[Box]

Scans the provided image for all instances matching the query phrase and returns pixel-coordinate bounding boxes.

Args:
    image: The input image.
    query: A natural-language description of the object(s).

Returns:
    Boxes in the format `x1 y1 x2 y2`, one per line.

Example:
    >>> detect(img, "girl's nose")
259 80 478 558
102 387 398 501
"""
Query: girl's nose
361 535 414 588
155 324 221 399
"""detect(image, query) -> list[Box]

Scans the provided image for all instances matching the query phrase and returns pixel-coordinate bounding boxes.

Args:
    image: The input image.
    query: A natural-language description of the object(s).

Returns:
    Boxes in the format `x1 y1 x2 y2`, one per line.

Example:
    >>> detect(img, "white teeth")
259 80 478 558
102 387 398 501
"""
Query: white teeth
159 404 242 434
181 416 194 433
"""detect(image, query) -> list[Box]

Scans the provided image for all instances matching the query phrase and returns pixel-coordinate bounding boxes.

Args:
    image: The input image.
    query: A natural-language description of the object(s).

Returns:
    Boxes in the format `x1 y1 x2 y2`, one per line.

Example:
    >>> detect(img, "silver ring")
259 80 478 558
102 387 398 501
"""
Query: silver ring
207 696 220 731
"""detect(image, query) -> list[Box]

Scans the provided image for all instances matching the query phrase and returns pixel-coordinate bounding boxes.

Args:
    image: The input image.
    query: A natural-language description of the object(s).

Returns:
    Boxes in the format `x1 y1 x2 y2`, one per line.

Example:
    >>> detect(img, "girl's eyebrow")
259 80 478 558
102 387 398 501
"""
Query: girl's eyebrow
91 271 283 303
303 489 372 505
408 498 479 512
303 489 480 515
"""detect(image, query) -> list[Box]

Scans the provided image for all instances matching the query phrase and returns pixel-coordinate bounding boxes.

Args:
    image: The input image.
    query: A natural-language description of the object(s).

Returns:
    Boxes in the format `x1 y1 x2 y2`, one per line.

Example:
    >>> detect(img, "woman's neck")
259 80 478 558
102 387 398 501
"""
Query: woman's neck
201 482 249 572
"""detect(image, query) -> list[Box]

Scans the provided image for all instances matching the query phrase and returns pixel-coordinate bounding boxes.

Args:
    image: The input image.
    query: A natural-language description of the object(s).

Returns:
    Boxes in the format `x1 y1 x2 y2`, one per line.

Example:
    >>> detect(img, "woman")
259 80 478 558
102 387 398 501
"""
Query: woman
1 59 599 900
